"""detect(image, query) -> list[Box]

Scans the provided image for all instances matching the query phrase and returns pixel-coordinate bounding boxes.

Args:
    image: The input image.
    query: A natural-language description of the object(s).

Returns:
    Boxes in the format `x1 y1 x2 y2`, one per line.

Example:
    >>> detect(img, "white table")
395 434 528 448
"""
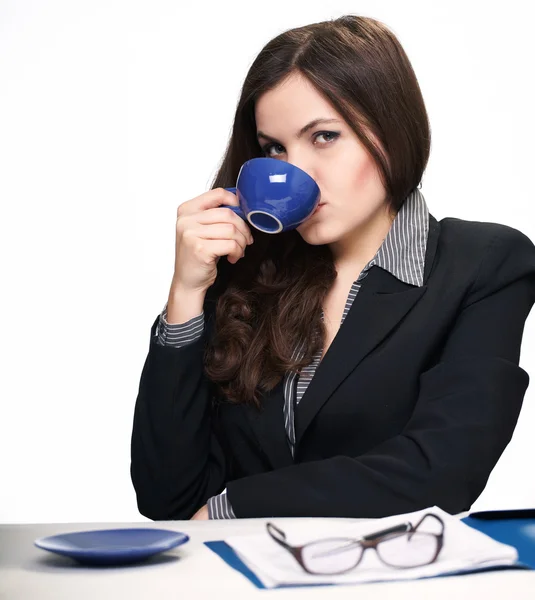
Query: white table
1 517 534 599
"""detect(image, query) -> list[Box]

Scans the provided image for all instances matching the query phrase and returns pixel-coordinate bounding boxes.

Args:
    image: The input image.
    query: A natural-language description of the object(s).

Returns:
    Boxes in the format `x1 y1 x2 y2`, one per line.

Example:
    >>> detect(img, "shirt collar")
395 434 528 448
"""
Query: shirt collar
370 188 429 287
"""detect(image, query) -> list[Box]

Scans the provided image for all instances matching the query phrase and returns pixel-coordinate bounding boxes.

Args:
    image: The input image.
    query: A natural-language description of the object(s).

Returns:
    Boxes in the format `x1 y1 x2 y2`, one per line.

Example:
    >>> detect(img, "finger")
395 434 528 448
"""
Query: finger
203 238 246 264
197 208 254 244
178 187 239 217
192 222 250 250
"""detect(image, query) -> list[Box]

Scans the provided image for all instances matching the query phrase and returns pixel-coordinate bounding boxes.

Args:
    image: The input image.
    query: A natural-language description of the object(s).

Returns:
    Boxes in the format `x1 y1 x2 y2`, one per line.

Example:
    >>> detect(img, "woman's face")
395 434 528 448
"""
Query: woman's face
254 73 391 263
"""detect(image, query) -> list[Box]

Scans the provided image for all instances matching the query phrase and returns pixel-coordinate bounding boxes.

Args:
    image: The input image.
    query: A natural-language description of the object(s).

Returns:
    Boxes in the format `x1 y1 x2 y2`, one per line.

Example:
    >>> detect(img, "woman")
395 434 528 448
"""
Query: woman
130 15 535 521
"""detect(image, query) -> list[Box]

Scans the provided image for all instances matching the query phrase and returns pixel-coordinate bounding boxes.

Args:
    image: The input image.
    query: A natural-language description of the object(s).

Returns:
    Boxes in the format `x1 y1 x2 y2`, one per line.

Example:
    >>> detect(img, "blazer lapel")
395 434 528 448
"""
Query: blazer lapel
242 213 440 465
295 213 440 446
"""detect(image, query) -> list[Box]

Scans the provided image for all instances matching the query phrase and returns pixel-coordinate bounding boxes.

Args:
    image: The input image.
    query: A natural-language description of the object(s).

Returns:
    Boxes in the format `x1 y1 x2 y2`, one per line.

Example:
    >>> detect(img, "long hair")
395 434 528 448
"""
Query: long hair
203 15 431 408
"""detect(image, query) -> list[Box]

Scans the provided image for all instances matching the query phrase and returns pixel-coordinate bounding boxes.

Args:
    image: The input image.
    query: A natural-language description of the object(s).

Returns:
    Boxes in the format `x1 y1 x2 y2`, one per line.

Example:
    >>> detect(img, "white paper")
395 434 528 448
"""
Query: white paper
224 506 518 588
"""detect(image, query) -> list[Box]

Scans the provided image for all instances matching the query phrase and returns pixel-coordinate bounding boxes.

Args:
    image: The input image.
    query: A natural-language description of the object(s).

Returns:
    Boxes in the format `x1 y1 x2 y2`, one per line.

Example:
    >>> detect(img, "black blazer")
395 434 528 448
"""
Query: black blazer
131 215 535 520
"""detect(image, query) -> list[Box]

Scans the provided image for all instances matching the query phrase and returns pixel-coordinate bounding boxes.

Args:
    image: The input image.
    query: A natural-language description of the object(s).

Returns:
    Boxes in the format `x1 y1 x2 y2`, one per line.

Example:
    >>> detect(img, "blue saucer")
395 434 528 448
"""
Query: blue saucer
34 528 190 566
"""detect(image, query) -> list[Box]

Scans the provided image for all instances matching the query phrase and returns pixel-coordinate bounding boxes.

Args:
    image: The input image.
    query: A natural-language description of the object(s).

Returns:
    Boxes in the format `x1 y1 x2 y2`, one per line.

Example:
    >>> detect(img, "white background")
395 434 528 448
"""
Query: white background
1 0 534 523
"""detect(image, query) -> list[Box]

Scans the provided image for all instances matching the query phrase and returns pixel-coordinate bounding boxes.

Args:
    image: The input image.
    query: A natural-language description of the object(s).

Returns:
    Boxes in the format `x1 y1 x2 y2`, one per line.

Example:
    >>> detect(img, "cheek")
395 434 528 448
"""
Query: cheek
322 145 381 196
351 153 382 191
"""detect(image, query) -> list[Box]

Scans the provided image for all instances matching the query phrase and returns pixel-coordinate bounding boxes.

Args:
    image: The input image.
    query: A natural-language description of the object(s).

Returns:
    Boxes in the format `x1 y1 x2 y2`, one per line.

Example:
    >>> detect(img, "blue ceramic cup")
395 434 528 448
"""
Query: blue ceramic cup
221 157 321 234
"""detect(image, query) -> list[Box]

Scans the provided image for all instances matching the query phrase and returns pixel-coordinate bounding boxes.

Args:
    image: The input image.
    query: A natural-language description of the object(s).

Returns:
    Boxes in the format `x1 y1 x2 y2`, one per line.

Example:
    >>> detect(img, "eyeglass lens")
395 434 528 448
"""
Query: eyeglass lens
301 531 439 573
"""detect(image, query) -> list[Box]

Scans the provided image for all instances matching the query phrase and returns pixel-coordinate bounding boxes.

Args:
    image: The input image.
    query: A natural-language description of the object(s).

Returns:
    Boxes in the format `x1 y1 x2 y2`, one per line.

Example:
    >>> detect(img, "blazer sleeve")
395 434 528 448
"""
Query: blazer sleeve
226 225 535 518
130 301 228 520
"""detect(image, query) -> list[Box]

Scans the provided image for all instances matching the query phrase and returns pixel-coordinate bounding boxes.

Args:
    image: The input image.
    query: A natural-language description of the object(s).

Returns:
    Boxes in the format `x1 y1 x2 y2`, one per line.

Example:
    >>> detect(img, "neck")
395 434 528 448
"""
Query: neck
330 205 395 277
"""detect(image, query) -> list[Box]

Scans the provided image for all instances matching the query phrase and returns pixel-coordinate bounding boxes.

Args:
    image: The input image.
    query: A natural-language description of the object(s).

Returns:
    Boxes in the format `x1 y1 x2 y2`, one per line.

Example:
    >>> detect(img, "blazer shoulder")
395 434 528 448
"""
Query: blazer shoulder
438 217 535 253
437 217 535 269
437 217 535 299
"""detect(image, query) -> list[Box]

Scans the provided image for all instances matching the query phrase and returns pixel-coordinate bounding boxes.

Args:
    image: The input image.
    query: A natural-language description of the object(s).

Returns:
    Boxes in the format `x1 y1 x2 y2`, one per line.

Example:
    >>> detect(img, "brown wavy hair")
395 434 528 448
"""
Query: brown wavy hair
203 14 431 409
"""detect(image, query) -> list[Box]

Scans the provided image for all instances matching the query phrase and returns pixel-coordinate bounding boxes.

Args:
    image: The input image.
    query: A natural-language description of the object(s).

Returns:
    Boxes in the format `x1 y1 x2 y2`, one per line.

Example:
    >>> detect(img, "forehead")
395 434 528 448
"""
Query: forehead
255 73 339 129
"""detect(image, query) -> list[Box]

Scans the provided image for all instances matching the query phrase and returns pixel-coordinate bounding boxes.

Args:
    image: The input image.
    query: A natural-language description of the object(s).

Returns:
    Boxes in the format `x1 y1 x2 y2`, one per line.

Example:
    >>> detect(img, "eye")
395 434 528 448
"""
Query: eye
262 142 285 157
314 131 339 145
261 131 340 157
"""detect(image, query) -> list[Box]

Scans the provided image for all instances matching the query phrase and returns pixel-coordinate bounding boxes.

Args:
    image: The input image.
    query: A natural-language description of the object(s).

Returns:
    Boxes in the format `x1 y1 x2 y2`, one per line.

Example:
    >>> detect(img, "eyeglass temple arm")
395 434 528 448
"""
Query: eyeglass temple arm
407 513 445 540
266 522 292 550
362 522 412 541
364 512 445 542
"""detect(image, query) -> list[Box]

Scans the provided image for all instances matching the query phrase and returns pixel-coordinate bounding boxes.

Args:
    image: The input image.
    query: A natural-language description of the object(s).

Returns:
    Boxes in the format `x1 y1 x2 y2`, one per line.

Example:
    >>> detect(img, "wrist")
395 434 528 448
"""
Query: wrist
166 282 206 324
170 275 207 297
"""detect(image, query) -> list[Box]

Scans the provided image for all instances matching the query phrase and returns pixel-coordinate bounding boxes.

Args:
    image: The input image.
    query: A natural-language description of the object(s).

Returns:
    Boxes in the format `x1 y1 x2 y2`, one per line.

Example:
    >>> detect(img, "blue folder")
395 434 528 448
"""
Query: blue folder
205 510 535 589
461 508 535 569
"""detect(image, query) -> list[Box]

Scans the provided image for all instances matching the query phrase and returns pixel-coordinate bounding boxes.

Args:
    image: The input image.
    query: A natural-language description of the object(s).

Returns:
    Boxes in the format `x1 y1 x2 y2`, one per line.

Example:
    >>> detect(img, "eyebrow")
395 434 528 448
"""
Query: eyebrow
256 118 341 143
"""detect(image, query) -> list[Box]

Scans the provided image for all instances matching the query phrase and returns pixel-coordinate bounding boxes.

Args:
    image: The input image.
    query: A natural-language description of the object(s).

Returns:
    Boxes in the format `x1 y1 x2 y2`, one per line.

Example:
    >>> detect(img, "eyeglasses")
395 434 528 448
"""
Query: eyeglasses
266 512 445 575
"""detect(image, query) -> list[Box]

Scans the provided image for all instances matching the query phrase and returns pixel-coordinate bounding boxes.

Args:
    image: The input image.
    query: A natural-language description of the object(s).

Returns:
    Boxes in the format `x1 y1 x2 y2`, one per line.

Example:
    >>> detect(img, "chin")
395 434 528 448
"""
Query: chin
295 223 337 246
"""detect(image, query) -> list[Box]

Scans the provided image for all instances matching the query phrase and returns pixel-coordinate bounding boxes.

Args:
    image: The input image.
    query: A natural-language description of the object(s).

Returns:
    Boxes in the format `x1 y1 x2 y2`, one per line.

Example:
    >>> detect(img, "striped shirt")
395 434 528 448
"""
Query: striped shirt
155 188 430 518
